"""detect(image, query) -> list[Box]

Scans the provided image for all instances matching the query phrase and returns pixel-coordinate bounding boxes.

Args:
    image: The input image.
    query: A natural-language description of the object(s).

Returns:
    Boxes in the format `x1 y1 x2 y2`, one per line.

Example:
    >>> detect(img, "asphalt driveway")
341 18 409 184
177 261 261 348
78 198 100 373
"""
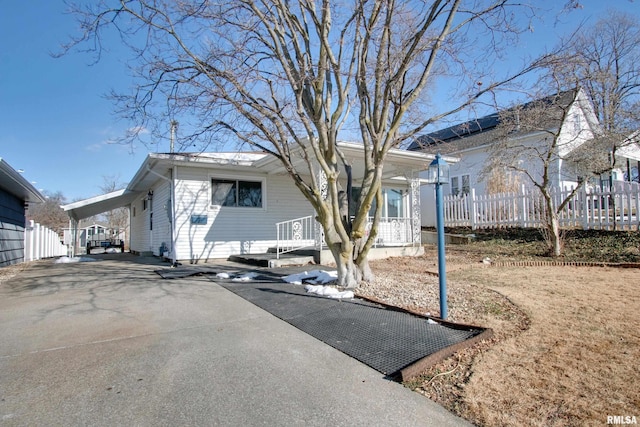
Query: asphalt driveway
0 254 470 426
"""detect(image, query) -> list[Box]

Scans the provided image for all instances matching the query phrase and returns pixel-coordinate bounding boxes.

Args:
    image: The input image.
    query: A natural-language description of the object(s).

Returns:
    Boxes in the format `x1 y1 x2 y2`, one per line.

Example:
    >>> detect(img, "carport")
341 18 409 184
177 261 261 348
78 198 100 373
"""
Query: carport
62 154 174 258
62 189 140 257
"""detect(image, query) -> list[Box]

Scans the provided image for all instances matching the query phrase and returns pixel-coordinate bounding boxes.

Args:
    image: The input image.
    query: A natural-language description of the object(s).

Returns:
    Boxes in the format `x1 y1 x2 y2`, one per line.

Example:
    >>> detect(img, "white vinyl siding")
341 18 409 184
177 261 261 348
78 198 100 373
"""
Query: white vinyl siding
129 180 172 255
173 168 312 262
129 194 150 254
150 181 172 256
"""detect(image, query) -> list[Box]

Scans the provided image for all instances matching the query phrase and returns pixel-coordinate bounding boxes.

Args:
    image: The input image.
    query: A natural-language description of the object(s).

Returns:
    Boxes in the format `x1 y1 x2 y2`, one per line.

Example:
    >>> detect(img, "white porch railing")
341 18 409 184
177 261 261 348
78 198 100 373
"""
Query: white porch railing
443 183 640 231
275 215 417 258
373 217 414 246
276 216 318 257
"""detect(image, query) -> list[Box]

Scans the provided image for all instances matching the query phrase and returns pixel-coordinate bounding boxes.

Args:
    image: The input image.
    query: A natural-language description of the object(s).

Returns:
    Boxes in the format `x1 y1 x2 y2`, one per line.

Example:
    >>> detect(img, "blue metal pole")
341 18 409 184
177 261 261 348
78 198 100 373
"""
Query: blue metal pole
435 180 448 320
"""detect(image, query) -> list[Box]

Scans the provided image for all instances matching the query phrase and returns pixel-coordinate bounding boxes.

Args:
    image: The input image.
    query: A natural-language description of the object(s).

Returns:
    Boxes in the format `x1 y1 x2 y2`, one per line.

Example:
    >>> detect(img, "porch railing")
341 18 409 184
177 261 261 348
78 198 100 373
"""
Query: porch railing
275 215 417 258
373 217 414 246
275 216 317 258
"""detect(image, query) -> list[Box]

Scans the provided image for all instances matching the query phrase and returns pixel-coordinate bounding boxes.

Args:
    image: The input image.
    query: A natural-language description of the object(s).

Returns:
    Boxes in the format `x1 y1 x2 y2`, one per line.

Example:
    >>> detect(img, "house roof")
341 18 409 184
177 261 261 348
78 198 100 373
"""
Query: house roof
62 189 140 221
0 157 45 203
63 144 454 221
407 89 582 153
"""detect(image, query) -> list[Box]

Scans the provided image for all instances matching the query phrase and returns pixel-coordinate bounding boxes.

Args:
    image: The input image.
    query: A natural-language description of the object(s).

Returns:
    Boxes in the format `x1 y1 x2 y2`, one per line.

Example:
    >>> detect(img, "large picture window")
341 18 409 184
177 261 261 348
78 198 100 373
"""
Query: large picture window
211 178 263 208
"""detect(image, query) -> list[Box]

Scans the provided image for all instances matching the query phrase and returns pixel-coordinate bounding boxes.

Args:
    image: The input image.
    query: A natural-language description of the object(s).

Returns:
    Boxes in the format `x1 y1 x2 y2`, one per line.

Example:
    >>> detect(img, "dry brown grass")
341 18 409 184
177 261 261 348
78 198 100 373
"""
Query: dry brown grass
0 262 30 285
454 266 640 426
365 246 640 427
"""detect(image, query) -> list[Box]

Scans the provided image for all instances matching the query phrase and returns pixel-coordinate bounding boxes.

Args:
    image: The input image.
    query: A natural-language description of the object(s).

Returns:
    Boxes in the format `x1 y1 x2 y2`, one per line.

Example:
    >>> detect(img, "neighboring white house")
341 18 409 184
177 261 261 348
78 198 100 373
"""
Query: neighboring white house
409 88 640 227
62 142 435 264
0 158 45 267
62 222 127 251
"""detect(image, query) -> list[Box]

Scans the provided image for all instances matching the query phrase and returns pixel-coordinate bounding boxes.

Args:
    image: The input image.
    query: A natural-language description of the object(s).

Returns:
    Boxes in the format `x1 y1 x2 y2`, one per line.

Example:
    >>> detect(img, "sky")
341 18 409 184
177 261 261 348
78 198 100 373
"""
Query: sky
1 1 638 202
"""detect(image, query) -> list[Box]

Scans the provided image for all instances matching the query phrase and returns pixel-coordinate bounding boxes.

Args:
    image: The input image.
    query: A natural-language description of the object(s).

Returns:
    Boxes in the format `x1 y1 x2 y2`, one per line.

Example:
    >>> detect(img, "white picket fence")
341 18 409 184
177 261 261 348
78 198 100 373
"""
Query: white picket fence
24 220 67 261
444 182 640 231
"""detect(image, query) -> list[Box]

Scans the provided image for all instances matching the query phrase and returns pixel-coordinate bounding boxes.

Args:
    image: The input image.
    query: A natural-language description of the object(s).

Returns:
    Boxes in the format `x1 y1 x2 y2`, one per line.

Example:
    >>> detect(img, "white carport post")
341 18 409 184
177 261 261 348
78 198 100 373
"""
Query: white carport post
66 214 80 258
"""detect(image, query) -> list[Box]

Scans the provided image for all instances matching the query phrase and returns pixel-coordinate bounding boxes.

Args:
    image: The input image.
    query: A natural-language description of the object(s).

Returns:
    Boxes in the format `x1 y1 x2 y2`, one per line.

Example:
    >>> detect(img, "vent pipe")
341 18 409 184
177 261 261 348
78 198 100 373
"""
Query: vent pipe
170 120 178 153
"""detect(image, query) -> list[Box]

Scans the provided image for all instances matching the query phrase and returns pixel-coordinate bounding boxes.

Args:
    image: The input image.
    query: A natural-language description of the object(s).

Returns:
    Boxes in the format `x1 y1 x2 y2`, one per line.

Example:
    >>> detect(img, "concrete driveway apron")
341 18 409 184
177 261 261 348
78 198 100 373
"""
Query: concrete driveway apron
0 255 470 426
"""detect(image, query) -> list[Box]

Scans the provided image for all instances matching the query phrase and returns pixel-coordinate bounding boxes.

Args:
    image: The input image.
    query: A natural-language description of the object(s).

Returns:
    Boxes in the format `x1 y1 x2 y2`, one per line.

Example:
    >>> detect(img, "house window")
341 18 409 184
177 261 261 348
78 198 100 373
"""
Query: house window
385 189 404 218
143 198 148 211
451 177 459 196
461 175 470 195
451 175 470 196
211 178 263 208
573 113 582 134
350 187 404 218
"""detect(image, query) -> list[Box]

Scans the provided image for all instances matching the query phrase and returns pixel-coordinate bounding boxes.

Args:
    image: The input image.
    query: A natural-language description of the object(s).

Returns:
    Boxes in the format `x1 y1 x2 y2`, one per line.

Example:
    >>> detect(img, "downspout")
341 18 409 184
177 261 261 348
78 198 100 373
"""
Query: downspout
68 218 74 258
170 165 177 266
145 164 178 266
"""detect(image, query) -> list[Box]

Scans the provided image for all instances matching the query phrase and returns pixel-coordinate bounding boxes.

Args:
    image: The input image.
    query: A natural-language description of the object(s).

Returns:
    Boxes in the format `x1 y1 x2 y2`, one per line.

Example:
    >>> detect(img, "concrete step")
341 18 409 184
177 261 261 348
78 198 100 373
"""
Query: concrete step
228 252 316 268
266 247 319 256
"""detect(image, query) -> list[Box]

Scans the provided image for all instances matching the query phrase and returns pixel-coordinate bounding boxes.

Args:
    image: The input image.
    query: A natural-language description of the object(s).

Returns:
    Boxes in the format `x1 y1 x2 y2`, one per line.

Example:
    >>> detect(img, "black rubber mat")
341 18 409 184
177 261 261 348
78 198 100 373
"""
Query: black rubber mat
213 278 483 377
155 266 283 281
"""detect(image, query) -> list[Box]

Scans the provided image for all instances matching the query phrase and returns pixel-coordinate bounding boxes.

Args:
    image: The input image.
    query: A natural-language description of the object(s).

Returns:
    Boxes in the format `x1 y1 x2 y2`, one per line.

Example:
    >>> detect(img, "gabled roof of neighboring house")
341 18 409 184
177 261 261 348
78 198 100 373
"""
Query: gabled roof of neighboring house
0 157 45 203
408 89 585 153
63 142 453 221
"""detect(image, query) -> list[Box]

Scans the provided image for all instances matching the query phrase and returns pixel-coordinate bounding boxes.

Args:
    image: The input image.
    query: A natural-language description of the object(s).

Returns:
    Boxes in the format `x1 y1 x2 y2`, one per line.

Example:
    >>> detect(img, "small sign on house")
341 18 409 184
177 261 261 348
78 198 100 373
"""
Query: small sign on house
190 214 208 225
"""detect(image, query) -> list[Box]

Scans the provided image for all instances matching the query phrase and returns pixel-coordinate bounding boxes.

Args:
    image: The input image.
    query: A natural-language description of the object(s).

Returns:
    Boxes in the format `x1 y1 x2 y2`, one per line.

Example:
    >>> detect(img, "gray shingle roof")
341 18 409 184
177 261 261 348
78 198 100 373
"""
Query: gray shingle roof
408 89 578 152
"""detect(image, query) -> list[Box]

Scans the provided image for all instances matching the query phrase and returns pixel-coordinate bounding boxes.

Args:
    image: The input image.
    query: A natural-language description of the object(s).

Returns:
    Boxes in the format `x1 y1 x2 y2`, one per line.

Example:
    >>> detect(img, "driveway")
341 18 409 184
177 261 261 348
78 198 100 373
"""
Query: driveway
0 254 470 426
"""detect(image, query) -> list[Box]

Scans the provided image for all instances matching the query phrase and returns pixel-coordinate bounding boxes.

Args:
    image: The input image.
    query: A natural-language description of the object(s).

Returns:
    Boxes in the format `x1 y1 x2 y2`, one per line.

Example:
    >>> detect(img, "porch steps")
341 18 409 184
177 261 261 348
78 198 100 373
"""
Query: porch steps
228 250 317 268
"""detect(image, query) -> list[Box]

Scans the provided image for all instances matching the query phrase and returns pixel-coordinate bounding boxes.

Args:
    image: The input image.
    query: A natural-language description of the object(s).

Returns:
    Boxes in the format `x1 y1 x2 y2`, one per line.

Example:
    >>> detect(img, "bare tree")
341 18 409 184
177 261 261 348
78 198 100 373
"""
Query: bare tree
26 191 69 234
65 0 546 288
482 85 605 256
555 10 640 152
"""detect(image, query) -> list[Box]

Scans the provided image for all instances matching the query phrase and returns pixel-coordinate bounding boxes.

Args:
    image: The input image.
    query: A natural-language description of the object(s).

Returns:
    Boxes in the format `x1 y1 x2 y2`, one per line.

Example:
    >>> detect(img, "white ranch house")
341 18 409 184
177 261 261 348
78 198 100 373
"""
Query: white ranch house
63 142 438 265
409 88 640 227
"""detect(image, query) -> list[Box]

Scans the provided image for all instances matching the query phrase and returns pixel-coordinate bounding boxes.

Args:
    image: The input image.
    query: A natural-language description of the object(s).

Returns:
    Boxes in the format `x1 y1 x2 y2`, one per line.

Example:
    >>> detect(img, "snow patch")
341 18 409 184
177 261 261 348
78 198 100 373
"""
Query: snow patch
216 272 231 279
232 272 259 282
282 270 352 299
304 284 354 299
281 270 338 285
55 256 97 263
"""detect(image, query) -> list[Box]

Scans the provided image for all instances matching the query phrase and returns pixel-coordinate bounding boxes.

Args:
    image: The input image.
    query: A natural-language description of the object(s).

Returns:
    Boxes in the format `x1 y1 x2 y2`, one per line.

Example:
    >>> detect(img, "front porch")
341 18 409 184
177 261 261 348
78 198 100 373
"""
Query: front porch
229 214 424 267
229 245 425 268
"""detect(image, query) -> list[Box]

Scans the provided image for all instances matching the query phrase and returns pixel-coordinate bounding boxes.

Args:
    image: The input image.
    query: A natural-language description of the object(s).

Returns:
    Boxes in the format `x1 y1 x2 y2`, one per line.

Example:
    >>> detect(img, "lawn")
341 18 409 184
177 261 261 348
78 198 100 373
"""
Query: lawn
363 228 640 427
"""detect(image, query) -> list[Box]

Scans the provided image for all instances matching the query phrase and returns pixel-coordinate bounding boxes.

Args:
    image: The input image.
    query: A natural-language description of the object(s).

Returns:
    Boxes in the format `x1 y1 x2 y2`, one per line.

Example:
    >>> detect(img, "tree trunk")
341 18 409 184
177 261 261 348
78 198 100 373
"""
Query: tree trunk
542 190 563 257
549 214 562 257
330 242 359 289
328 238 375 289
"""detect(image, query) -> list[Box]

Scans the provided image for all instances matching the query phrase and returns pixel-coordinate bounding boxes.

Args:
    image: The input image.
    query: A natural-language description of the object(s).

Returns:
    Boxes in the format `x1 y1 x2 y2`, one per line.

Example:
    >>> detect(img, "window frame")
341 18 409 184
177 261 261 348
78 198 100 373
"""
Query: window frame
210 175 266 210
450 174 470 196
350 186 406 219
